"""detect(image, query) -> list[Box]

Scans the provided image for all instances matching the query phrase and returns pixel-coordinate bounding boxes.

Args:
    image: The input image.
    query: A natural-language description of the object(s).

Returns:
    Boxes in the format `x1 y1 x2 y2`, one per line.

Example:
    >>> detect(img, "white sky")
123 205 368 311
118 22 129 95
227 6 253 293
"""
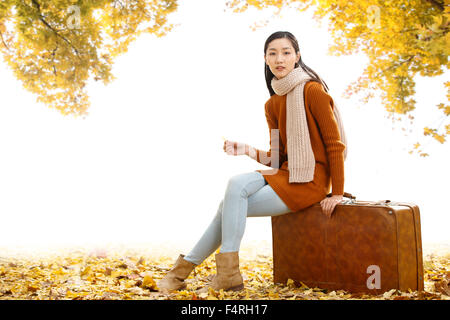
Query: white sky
0 0 448 255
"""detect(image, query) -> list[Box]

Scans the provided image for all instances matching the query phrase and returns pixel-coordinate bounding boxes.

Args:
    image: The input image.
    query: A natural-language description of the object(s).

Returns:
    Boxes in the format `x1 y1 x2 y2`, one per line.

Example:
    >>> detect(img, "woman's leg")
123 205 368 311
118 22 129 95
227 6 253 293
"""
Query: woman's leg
183 171 292 264
246 183 292 217
220 172 292 252
183 199 224 265
184 171 266 265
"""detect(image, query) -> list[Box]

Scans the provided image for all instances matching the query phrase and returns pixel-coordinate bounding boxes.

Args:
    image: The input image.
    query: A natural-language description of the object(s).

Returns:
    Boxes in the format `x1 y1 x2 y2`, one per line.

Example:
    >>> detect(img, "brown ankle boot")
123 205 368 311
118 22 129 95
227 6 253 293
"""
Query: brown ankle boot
157 254 196 292
210 251 244 292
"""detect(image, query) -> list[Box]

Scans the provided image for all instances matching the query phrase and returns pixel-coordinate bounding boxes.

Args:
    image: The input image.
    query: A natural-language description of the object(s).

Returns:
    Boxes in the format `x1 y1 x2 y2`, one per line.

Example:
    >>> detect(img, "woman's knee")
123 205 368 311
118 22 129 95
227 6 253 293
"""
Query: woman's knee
226 172 263 197
246 185 291 217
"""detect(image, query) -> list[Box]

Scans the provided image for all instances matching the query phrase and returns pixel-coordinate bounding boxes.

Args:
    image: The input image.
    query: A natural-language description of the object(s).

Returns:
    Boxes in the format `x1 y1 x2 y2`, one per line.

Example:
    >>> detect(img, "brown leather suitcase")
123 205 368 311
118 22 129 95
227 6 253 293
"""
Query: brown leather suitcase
271 192 424 294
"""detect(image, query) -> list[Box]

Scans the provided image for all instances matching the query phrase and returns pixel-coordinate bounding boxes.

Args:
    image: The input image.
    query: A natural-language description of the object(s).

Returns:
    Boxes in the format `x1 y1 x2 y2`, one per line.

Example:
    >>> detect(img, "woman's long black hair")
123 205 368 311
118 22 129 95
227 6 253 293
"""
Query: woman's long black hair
264 31 329 96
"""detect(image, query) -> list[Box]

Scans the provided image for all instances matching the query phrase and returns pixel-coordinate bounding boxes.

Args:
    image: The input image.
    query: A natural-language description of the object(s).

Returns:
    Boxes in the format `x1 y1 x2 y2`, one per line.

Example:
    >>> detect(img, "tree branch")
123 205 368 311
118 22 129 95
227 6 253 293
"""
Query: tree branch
381 55 415 75
51 45 58 76
30 0 81 59
0 30 10 51
424 0 444 11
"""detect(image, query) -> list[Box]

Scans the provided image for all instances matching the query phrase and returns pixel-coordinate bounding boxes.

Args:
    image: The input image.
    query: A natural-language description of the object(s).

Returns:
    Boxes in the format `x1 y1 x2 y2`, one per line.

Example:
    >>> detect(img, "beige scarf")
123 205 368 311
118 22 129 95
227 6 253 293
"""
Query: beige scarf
271 66 348 183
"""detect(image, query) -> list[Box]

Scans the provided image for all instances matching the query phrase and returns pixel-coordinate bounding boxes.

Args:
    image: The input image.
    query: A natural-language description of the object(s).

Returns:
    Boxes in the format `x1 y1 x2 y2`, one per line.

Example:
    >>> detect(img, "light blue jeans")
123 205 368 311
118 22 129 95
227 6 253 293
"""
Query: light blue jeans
183 171 293 265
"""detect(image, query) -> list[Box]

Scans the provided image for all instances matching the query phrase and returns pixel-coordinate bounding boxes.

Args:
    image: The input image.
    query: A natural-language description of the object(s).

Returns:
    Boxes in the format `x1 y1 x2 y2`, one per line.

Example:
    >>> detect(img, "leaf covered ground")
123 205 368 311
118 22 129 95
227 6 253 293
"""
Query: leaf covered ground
0 241 449 300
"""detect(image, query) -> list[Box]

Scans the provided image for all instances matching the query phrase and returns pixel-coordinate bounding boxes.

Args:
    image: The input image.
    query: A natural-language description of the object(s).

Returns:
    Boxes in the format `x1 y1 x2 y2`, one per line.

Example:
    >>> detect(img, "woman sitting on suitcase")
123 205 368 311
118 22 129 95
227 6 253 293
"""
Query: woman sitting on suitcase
157 31 348 293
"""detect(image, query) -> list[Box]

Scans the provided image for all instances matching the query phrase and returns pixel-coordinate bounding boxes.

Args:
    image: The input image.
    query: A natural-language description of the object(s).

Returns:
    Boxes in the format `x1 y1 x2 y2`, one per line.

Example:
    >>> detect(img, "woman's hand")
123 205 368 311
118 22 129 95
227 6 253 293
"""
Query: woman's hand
223 139 248 156
320 194 344 218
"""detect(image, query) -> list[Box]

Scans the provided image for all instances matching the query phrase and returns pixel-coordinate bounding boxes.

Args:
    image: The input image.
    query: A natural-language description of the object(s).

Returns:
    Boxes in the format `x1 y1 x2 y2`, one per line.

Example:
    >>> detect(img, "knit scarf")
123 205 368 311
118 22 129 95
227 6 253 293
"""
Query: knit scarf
271 66 348 183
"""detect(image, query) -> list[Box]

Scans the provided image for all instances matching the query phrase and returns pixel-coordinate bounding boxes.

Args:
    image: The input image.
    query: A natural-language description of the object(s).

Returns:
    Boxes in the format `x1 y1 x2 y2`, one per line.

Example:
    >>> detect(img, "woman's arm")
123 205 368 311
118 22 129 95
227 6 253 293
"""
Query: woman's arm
309 82 346 195
247 100 287 168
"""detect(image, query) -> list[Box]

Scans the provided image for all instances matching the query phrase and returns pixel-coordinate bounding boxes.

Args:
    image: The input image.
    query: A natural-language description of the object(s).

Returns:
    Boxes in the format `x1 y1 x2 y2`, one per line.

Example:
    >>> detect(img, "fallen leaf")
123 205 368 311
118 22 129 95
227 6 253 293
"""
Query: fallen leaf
141 273 158 291
383 289 397 299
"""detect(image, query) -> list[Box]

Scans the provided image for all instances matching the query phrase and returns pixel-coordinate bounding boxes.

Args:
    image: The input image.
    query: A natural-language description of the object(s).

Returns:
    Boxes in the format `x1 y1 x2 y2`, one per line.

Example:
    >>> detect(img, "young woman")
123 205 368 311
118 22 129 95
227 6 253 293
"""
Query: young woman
157 31 347 293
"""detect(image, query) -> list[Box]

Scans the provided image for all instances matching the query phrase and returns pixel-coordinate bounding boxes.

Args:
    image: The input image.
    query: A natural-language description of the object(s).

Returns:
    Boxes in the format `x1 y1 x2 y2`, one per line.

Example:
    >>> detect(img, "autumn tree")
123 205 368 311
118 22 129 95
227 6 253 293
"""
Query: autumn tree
225 0 449 156
0 0 178 117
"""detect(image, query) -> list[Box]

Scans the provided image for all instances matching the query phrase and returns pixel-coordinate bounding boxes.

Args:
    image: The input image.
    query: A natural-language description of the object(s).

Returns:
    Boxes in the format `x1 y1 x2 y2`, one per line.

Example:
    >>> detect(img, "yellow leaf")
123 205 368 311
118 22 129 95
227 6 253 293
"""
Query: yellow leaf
299 281 309 289
125 280 136 288
27 285 40 293
141 274 158 290
80 265 92 278
54 267 66 275
111 269 123 278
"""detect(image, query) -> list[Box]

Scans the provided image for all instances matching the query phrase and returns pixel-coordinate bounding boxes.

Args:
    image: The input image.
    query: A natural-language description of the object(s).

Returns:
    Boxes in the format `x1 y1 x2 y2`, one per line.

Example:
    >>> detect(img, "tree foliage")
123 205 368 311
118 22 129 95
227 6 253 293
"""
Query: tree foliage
0 0 178 117
225 0 449 156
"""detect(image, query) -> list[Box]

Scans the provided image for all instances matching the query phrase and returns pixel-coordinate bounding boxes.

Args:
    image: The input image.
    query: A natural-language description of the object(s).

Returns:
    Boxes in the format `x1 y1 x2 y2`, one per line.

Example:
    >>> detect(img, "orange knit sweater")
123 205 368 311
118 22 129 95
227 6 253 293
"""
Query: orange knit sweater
252 80 346 212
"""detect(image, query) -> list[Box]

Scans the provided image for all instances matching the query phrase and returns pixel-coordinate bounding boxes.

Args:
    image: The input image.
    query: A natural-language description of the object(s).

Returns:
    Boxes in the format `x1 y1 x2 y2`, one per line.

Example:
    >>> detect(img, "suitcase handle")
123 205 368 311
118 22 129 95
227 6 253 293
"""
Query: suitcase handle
326 192 355 199
329 197 398 206
325 193 401 206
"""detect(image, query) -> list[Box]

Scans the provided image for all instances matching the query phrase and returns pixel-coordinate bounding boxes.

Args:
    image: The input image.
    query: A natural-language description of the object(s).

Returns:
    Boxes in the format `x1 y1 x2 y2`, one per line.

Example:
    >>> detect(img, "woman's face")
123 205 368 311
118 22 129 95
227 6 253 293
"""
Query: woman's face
264 38 300 80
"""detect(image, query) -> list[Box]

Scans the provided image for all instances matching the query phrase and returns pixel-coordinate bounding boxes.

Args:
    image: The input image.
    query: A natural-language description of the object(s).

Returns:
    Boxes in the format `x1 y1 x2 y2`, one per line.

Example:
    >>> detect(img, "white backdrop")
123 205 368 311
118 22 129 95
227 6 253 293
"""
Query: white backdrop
0 1 448 254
